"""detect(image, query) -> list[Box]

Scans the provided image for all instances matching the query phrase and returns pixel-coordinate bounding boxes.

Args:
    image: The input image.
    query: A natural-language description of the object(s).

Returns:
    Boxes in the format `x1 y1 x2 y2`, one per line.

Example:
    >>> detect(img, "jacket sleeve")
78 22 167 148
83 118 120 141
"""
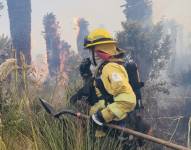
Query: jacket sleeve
100 63 136 122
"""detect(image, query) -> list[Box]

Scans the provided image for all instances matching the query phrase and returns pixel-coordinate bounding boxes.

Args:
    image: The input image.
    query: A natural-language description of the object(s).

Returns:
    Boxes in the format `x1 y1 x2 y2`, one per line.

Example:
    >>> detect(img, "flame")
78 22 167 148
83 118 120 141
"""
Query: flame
73 17 81 36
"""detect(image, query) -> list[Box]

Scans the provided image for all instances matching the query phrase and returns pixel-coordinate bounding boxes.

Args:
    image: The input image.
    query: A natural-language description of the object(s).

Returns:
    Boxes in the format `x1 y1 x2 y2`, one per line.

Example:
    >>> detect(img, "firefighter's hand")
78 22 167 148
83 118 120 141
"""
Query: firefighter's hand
90 111 105 127
79 58 92 78
90 111 108 138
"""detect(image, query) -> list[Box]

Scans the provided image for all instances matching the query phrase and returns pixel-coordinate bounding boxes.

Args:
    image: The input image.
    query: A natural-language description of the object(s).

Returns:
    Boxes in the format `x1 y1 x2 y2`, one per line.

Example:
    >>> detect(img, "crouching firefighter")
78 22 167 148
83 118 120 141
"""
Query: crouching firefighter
71 28 151 149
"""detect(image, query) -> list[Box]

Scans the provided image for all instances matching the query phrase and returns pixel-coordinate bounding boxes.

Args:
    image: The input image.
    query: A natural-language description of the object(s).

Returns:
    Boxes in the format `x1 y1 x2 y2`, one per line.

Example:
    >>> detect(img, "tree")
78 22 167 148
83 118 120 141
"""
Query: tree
75 18 89 58
117 21 171 81
7 0 31 65
43 13 72 78
0 35 11 51
59 40 71 73
0 1 3 16
122 0 152 24
0 34 12 64
43 13 61 77
118 0 171 81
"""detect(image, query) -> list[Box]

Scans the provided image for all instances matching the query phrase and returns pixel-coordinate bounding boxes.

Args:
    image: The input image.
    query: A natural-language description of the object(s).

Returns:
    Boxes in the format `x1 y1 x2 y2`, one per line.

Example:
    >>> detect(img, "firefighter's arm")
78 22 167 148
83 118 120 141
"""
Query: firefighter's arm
101 93 136 122
89 100 105 115
91 93 136 124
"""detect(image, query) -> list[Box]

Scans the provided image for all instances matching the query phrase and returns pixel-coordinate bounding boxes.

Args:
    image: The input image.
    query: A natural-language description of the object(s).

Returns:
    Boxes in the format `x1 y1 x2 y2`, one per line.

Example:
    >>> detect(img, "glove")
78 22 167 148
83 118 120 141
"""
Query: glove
90 111 105 127
89 100 105 115
79 58 92 79
90 111 107 138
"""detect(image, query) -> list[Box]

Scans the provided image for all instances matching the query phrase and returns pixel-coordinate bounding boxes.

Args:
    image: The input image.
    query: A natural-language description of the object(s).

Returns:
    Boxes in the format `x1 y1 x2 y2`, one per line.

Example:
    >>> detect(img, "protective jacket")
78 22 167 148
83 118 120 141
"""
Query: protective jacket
90 59 136 123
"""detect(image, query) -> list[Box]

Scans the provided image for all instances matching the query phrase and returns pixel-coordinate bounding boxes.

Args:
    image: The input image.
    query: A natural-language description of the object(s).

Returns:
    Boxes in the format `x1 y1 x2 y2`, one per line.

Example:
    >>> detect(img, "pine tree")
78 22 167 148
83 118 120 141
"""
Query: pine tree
122 0 152 24
0 34 12 64
59 40 71 73
76 18 89 58
117 21 171 81
43 13 61 77
43 13 72 78
7 0 31 65
118 0 171 81
0 1 3 14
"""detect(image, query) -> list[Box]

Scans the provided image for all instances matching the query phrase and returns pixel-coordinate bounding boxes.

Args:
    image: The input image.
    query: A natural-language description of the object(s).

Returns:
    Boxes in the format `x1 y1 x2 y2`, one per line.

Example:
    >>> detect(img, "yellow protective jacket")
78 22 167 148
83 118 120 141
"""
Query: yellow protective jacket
90 61 136 123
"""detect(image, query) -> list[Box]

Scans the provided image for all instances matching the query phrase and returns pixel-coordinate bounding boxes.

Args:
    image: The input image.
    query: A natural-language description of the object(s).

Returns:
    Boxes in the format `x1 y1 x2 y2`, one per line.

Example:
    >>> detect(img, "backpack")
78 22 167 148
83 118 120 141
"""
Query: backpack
95 61 144 110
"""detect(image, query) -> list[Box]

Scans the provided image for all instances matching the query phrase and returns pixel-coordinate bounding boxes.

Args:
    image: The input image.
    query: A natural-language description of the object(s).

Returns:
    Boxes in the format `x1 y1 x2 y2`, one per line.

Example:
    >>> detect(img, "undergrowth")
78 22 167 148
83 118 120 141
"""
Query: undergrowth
0 60 190 150
0 61 125 150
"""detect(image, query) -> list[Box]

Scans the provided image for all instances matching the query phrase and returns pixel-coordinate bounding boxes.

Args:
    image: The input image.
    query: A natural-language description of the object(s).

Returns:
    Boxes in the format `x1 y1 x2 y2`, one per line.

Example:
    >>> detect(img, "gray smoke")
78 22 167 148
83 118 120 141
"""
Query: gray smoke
150 1 191 113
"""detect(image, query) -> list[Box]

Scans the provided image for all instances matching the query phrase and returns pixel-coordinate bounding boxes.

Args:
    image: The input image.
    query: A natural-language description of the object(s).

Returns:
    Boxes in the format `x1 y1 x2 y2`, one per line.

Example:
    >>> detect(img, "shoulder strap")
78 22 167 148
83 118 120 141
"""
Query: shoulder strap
96 61 109 77
95 61 126 104
95 61 114 104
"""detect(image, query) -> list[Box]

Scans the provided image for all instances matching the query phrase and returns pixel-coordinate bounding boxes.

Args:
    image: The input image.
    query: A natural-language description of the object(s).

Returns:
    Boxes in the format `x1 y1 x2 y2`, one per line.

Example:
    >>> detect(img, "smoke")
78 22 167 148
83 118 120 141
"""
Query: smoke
150 0 191 111
174 27 191 71
153 0 191 72
153 0 191 32
73 17 81 36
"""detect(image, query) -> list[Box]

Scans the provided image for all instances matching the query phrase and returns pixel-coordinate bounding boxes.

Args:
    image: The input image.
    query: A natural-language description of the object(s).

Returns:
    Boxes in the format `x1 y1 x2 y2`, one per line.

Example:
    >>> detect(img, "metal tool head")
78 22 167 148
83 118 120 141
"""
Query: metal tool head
54 108 77 118
39 98 55 115
39 98 77 118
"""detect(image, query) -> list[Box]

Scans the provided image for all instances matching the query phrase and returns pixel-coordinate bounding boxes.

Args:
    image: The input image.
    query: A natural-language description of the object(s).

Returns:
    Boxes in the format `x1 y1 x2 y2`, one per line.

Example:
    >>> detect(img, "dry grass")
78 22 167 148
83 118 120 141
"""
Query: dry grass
0 62 127 150
0 60 189 150
0 58 16 82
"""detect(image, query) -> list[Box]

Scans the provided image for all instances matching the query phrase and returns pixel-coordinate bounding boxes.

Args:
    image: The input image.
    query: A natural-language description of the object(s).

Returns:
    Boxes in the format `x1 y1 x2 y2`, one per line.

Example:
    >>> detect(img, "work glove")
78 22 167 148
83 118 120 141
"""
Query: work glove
90 111 105 127
89 100 105 115
79 58 92 79
90 111 107 138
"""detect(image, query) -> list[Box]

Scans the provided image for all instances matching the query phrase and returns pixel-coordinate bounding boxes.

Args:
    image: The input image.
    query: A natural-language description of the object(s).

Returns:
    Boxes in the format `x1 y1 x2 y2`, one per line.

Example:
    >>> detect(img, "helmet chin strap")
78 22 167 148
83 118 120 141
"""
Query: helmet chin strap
89 47 106 67
92 49 97 66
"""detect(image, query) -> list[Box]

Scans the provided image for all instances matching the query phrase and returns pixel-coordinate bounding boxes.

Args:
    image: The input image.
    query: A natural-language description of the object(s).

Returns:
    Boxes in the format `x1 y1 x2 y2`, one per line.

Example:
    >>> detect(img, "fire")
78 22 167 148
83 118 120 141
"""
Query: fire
73 17 81 36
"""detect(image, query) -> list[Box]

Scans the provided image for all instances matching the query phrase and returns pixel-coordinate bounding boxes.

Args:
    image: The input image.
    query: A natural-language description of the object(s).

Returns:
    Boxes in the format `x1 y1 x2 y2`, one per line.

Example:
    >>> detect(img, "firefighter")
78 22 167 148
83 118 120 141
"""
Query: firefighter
83 28 137 138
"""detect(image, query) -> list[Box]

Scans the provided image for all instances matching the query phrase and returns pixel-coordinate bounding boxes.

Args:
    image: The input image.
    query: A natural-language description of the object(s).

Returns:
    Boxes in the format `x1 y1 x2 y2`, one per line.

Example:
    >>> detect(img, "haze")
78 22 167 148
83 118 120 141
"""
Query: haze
0 0 191 60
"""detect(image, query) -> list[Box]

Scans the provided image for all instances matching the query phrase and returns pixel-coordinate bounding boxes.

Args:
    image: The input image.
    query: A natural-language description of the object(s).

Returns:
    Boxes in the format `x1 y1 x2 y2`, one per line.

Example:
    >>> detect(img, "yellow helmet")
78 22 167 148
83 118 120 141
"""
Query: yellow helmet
84 28 117 48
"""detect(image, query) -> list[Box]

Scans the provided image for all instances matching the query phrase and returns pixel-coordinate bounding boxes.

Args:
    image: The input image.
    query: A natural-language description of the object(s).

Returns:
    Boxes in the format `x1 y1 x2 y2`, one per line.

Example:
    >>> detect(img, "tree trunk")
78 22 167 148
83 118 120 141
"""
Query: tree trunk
7 0 31 65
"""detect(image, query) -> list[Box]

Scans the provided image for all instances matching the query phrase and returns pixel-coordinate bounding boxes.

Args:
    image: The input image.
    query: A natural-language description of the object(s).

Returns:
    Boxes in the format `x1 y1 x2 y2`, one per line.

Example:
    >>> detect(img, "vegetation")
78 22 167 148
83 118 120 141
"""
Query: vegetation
0 62 128 150
117 21 171 81
43 13 62 77
122 0 152 25
117 0 190 148
0 35 12 64
43 12 78 80
0 1 3 16
0 0 190 149
75 18 89 58
118 0 171 81
7 0 31 65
